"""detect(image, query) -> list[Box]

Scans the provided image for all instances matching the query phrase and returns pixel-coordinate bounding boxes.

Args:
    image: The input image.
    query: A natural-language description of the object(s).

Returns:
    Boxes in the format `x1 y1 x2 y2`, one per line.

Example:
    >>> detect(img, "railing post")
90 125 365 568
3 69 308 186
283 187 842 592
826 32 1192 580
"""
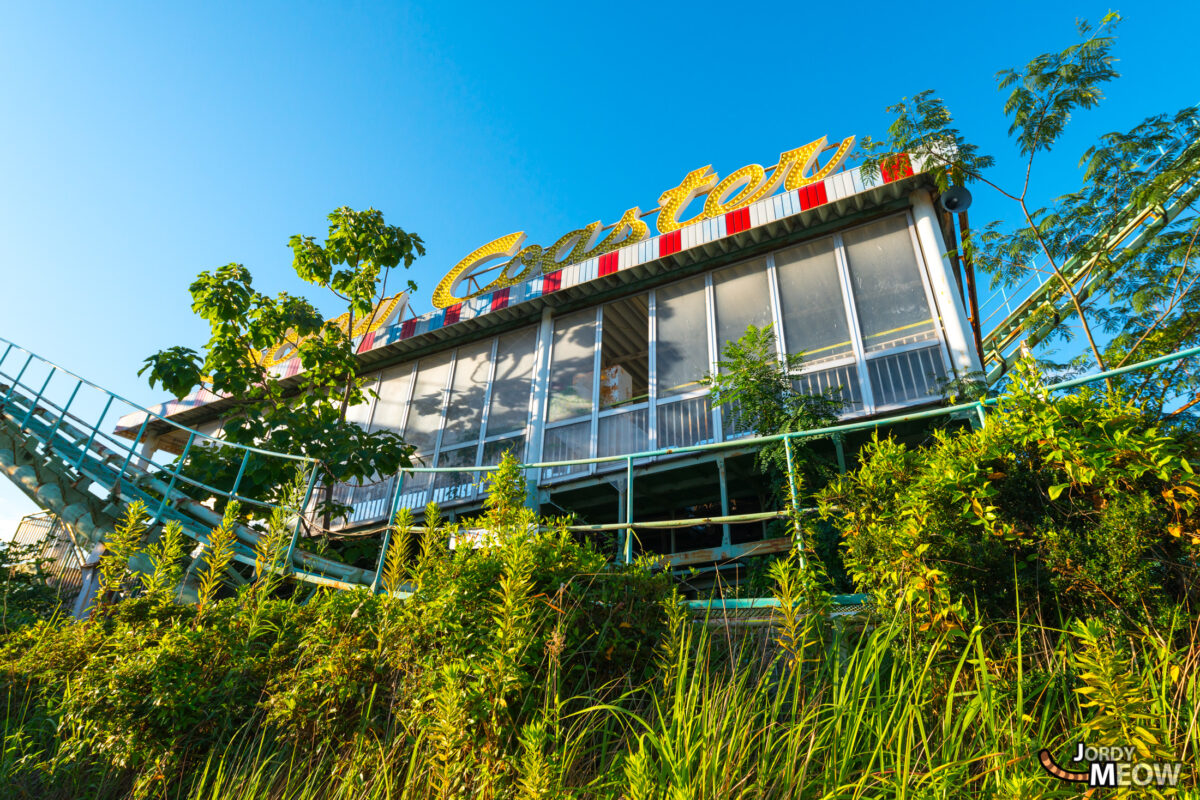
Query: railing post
154 430 195 522
783 435 806 569
4 353 34 403
229 450 251 500
78 394 114 469
20 367 56 429
833 433 847 474
624 455 634 564
47 379 82 443
974 402 987 430
284 464 320 573
113 417 150 494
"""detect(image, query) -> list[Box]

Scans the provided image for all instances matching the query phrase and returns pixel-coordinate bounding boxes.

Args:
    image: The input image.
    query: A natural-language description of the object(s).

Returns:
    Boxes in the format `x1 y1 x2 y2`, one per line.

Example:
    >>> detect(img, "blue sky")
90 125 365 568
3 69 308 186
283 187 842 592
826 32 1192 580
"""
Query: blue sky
1 1 1196 531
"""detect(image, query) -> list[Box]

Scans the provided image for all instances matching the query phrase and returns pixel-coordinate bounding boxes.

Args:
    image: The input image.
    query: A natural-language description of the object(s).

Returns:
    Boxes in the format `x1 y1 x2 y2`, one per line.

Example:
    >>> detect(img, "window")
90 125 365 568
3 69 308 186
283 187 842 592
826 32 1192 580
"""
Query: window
441 339 492 446
774 238 854 366
344 375 378 429
713 257 773 362
369 363 414 434
486 327 537 436
403 352 452 454
547 309 596 423
842 215 937 353
655 275 709 397
600 295 649 409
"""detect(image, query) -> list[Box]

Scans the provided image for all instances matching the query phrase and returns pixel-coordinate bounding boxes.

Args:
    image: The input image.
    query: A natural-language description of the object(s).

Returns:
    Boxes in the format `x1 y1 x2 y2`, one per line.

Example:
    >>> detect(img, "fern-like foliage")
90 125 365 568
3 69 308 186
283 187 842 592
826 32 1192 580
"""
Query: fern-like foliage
138 520 186 605
381 507 413 596
197 502 239 611
98 500 148 600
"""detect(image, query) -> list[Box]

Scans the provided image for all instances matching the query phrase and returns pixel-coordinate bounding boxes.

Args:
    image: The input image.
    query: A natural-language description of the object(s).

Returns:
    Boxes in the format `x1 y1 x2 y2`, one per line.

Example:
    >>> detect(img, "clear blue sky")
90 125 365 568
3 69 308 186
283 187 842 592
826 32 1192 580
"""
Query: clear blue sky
1 1 1195 531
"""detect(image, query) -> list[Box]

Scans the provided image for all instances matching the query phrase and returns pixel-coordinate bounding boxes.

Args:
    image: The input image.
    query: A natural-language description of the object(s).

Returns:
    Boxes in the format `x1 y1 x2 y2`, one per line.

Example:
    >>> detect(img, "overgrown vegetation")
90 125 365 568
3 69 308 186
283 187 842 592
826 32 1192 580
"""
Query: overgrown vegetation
821 356 1200 631
1 427 1197 797
3 14 1199 799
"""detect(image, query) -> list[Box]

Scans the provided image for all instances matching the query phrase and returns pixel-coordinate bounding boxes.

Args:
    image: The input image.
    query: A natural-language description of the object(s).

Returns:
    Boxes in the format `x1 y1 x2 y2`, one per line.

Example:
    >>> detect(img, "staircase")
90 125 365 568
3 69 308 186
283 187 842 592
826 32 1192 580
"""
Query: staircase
0 340 377 592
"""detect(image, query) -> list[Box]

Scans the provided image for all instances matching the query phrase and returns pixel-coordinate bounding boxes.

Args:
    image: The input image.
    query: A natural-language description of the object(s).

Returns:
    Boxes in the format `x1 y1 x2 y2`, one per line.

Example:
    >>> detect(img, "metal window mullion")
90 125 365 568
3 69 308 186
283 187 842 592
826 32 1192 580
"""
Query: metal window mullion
704 271 722 439
794 354 858 376
357 372 382 430
428 350 457 492
834 232 877 415
589 307 602 472
528 309 555 487
905 210 956 377
597 401 648 418
474 337 500 492
862 338 942 360
396 363 418 440
647 290 657 453
765 251 788 365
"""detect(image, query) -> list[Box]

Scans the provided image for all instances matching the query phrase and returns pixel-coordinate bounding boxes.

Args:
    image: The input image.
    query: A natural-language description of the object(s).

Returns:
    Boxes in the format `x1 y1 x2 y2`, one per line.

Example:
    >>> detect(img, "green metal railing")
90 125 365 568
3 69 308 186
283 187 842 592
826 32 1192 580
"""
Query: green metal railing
4 334 1200 598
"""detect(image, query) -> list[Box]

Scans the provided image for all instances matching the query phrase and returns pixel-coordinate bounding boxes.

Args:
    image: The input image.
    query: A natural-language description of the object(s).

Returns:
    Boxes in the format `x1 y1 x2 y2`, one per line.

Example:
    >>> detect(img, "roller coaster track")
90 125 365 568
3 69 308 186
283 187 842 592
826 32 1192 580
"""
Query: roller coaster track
980 130 1200 381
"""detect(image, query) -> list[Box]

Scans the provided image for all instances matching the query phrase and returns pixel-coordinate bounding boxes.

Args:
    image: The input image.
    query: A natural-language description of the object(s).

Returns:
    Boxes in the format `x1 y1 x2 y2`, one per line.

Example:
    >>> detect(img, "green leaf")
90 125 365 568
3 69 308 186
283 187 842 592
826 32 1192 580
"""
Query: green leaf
1047 483 1069 500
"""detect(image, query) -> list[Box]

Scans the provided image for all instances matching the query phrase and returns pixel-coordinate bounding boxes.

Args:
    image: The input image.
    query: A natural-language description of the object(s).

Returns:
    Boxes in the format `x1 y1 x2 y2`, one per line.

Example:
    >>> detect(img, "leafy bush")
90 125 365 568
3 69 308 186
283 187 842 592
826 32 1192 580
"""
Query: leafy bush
0 540 64 632
821 356 1200 628
0 453 673 796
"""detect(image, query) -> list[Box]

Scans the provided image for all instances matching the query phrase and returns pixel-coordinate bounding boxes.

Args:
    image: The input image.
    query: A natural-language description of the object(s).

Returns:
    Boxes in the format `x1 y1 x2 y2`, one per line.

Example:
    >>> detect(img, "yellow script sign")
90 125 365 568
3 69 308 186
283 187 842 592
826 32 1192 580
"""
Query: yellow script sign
432 135 854 308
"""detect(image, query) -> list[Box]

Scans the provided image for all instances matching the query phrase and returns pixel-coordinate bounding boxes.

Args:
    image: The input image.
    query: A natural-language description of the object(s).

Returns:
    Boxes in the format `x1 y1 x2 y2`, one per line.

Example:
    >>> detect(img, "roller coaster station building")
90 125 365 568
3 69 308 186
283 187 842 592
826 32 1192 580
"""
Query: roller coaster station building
113 134 983 573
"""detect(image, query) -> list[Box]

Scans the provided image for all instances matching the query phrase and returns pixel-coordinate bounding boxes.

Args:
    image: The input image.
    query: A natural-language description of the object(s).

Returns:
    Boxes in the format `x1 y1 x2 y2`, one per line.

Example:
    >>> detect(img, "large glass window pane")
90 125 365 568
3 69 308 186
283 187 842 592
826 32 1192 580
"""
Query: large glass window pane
775 238 854 366
713 257 773 361
486 327 538 436
344 375 377 429
657 395 713 448
432 444 478 503
655 276 709 397
403 352 452 453
794 364 863 414
867 345 946 407
542 421 590 479
843 215 937 353
482 436 525 466
598 408 648 460
369 364 413 434
441 339 492 446
547 310 596 423
601 295 649 409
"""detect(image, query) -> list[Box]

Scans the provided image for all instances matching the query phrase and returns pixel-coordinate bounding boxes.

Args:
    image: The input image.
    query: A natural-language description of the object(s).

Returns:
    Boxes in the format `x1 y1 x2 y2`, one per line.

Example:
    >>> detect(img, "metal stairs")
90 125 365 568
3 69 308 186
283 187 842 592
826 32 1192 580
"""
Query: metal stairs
0 342 375 591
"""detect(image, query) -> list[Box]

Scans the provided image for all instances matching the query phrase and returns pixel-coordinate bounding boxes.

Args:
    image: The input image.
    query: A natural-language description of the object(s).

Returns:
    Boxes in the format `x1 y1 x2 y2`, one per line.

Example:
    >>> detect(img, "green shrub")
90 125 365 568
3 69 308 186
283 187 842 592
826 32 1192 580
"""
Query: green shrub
821 356 1200 628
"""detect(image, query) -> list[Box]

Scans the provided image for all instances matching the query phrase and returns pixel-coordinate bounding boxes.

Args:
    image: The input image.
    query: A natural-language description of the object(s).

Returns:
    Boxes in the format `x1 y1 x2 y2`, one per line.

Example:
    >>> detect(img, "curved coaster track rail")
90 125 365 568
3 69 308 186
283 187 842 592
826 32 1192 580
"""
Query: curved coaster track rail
979 123 1200 380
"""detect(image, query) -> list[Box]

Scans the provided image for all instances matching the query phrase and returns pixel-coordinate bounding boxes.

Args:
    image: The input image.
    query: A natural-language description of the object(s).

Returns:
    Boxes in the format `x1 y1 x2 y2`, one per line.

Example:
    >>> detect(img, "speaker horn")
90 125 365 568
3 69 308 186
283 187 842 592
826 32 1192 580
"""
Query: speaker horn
939 185 973 214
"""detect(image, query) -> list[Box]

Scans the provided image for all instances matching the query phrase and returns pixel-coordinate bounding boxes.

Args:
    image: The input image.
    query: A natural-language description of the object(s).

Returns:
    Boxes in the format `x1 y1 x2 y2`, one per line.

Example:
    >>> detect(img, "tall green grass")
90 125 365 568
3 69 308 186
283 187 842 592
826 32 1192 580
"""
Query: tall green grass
6 601 1192 799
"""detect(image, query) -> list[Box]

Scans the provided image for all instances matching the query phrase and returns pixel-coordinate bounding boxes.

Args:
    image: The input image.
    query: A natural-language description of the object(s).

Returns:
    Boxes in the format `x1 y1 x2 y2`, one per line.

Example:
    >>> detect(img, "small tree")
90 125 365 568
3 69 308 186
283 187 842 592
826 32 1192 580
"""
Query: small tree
858 12 1200 406
702 324 843 487
140 207 425 522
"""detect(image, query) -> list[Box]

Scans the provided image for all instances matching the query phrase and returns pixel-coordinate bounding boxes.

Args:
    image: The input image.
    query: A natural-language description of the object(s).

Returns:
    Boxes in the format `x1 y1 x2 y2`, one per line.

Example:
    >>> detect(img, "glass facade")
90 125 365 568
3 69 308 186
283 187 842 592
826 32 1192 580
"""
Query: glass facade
323 212 952 517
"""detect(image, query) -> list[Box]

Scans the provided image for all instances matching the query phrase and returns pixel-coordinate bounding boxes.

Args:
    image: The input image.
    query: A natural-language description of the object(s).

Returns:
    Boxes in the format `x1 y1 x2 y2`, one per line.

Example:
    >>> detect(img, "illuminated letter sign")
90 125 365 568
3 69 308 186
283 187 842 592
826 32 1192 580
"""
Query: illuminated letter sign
258 292 408 368
432 135 855 308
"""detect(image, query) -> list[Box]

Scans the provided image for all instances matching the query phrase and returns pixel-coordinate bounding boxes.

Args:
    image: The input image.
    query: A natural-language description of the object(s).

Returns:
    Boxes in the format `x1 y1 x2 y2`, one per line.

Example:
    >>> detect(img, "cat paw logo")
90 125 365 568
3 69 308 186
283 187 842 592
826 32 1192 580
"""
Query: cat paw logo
1039 743 1184 789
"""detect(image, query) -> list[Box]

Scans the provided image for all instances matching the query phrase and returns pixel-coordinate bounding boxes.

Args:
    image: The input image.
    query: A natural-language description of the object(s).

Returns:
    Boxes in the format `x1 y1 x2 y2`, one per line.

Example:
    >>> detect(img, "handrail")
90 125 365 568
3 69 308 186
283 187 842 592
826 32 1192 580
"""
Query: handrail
7 336 1197 485
0 337 315 464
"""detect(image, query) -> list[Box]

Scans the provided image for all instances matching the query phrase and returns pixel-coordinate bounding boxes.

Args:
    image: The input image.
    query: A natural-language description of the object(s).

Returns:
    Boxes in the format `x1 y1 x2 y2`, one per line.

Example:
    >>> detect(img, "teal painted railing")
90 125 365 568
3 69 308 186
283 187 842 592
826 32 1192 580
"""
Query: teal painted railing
3 335 1200 597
